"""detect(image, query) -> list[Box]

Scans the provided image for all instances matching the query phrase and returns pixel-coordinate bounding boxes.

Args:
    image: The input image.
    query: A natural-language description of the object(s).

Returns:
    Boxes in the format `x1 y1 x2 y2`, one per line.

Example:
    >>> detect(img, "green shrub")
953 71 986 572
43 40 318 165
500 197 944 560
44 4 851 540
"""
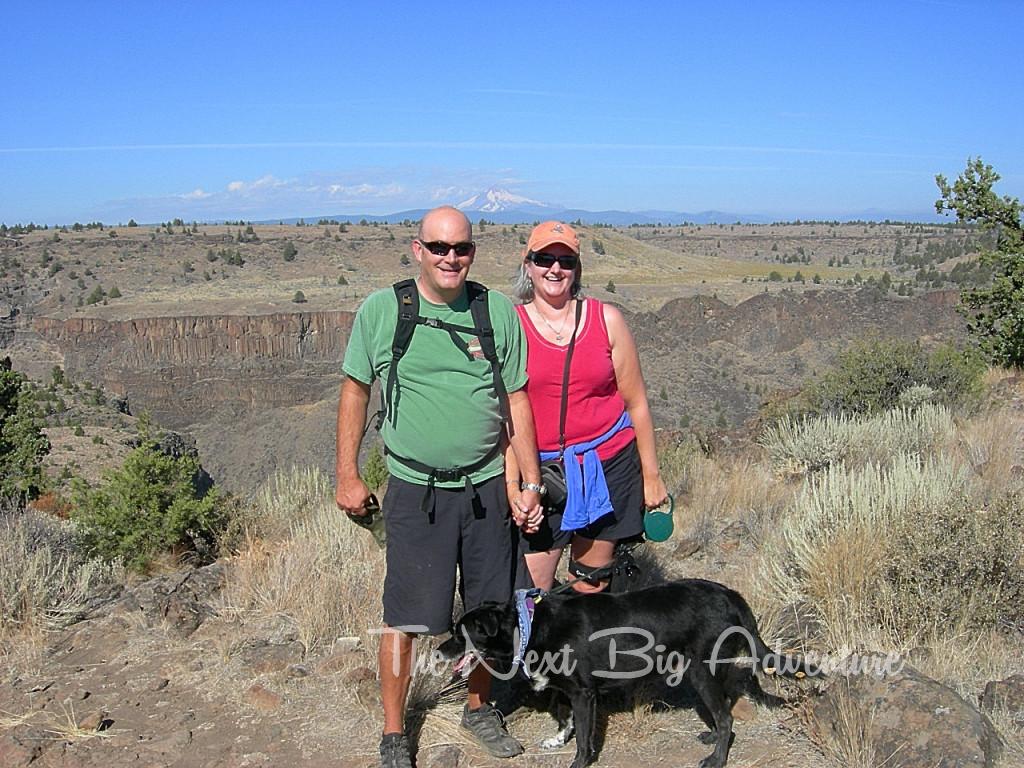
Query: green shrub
760 403 956 475
71 442 226 571
361 443 388 493
0 359 50 502
777 337 985 420
756 454 965 647
885 492 1024 636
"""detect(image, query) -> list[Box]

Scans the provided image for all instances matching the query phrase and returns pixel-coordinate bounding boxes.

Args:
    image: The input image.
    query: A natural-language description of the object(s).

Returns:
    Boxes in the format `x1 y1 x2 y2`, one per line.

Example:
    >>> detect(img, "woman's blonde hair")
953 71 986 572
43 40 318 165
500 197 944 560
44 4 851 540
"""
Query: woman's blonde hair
511 254 583 303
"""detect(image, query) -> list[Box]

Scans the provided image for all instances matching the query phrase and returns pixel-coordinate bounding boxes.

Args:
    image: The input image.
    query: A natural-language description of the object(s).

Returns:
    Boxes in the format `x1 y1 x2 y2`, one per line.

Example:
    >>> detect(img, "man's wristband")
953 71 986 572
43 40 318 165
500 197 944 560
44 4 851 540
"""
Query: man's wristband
520 481 546 496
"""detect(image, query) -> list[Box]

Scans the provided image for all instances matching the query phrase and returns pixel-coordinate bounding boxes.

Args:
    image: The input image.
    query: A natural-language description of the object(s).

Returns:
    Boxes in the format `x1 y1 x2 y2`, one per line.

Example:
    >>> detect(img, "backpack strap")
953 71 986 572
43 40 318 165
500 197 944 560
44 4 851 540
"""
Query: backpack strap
378 279 419 430
466 281 509 422
378 280 508 430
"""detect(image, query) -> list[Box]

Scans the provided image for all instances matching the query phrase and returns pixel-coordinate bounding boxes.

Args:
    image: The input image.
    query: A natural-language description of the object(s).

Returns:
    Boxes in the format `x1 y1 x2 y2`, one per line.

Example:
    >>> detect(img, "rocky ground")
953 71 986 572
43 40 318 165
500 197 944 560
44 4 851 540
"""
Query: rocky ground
1 538 1019 768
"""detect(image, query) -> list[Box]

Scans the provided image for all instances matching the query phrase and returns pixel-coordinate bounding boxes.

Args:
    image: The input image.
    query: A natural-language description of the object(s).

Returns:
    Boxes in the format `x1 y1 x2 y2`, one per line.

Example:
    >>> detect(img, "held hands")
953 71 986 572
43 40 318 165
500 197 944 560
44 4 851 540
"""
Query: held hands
506 480 543 533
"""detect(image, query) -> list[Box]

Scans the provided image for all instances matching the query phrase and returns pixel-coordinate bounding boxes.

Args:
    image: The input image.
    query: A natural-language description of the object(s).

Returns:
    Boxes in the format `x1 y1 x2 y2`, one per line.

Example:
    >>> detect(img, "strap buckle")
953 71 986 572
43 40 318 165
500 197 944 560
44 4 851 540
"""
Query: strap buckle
431 467 464 483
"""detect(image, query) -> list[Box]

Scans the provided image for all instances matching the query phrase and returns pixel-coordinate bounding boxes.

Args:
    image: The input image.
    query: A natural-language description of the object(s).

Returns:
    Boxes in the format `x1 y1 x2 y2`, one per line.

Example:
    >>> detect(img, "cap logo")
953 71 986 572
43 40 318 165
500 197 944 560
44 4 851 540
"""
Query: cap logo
551 224 564 233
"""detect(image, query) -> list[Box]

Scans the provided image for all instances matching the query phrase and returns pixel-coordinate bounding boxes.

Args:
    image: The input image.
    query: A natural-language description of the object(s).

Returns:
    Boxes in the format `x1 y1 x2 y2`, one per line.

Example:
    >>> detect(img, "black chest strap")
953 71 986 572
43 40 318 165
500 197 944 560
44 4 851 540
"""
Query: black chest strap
378 279 508 431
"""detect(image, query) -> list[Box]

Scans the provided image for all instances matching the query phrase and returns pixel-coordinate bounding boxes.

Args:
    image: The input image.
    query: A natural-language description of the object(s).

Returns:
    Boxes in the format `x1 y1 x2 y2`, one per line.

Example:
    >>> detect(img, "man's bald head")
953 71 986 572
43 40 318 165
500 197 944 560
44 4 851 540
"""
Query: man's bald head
418 206 472 241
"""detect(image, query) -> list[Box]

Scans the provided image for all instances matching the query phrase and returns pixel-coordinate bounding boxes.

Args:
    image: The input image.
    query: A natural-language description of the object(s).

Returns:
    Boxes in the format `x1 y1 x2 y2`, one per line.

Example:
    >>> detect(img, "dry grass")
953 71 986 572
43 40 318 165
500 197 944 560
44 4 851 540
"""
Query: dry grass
43 700 111 742
806 680 881 768
221 465 385 655
0 504 122 656
760 403 957 476
675 453 792 553
949 406 1024 497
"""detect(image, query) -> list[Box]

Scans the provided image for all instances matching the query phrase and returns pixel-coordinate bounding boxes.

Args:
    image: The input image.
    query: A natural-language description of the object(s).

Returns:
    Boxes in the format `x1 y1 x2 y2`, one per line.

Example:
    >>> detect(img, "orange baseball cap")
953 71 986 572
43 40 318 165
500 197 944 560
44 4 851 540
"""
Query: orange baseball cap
527 221 580 255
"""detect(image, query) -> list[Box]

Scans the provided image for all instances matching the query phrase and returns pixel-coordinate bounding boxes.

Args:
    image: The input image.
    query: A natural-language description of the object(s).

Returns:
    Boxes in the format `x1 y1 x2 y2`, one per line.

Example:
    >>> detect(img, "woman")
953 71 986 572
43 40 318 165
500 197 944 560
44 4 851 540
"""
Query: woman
506 221 668 593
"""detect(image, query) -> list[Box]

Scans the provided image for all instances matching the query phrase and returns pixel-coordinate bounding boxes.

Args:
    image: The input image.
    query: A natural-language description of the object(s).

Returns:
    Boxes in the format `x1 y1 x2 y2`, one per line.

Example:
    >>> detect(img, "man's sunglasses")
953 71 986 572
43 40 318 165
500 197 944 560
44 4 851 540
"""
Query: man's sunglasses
528 251 579 270
417 240 475 257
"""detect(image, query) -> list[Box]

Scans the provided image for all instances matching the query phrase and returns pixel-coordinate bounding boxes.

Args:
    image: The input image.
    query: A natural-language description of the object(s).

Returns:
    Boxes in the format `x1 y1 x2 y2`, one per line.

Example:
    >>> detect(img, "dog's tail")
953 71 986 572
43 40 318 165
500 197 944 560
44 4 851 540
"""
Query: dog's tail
736 599 825 680
751 636 823 680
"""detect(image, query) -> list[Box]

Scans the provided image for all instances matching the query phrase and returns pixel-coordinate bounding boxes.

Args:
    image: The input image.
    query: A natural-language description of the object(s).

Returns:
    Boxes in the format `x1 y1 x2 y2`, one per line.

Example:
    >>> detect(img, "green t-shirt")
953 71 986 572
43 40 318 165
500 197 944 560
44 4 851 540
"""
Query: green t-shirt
342 282 527 487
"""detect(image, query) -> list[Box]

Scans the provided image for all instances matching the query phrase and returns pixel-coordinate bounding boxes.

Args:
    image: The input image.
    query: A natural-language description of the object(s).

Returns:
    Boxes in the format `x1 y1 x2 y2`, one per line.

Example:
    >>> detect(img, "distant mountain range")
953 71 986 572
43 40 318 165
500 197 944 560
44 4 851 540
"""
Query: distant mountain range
261 186 945 226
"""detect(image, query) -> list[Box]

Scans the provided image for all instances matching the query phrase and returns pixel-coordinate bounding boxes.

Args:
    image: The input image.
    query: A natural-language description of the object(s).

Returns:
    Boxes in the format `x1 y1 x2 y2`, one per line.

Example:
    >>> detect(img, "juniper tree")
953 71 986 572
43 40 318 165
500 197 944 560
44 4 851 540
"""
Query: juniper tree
936 158 1024 367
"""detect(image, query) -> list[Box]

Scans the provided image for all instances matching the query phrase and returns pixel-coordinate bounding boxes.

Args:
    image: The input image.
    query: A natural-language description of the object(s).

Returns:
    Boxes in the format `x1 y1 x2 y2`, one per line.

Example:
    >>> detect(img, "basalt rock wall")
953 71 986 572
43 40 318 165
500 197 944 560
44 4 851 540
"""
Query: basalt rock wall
34 311 356 428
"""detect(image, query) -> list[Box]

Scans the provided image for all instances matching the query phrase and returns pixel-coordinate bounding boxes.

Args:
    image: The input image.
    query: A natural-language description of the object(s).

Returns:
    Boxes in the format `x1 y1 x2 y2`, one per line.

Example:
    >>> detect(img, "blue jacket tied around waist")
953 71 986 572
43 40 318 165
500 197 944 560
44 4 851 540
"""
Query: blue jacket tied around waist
539 411 633 532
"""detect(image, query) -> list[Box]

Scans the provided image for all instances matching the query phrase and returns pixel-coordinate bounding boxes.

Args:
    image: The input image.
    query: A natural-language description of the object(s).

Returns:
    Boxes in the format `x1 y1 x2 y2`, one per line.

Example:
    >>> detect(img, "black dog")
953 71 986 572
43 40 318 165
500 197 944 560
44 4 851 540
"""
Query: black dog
438 579 818 768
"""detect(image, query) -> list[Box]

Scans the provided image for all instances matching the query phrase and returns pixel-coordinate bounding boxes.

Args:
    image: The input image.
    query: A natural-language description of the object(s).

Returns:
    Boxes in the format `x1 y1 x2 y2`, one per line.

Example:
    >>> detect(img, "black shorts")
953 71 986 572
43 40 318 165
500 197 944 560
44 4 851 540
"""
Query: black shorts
521 439 644 553
381 472 522 635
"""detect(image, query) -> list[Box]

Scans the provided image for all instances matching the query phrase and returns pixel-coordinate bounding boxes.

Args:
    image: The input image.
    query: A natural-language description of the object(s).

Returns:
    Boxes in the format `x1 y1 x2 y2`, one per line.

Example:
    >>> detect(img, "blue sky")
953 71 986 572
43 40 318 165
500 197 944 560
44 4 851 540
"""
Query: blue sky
2 0 1021 224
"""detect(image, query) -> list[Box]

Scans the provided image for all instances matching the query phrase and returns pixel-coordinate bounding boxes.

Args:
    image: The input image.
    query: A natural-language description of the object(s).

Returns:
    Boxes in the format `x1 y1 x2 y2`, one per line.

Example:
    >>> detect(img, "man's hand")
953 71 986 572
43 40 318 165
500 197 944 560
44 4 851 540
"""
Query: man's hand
506 482 543 533
337 476 373 516
336 376 373 516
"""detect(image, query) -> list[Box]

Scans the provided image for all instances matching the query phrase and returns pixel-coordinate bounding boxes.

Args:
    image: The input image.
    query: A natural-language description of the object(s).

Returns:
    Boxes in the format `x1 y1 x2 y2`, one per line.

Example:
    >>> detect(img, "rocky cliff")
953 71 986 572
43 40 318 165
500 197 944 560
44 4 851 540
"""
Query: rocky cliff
31 289 967 493
34 311 356 428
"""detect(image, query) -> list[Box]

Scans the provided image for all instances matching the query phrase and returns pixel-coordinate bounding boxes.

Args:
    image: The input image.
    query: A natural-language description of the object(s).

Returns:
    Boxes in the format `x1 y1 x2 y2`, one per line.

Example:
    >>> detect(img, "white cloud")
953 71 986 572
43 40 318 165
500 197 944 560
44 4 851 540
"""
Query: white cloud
93 167 531 222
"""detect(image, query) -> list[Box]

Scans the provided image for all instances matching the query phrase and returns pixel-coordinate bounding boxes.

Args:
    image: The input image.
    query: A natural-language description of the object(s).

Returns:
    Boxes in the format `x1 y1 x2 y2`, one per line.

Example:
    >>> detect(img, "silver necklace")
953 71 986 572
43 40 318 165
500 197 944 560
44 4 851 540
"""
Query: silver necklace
535 300 573 342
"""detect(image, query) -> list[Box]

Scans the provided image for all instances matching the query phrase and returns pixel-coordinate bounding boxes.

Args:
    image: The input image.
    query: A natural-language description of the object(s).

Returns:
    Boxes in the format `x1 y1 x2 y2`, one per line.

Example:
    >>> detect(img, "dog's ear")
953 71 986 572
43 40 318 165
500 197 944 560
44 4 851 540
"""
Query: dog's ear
478 608 501 638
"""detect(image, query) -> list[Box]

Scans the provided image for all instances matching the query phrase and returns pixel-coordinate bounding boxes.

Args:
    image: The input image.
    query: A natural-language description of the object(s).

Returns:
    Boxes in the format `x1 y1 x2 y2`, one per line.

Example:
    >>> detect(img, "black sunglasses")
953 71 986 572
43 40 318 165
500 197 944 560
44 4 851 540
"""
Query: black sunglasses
528 251 579 270
417 240 475 257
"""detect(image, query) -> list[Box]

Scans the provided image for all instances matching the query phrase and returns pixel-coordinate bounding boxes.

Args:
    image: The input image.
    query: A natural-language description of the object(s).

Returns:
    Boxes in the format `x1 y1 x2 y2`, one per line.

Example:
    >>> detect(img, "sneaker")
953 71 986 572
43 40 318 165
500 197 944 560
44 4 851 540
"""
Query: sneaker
461 703 524 758
379 733 413 768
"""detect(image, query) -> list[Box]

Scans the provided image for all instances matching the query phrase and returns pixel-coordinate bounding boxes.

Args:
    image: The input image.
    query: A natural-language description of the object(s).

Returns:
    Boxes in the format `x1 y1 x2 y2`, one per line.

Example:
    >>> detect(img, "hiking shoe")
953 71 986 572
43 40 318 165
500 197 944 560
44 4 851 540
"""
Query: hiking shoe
461 703 524 758
379 733 413 768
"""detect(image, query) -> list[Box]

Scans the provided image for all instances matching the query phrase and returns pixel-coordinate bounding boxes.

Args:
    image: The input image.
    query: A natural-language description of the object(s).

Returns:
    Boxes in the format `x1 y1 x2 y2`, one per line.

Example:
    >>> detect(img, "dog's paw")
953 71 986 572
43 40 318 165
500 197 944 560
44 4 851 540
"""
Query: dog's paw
539 735 567 750
698 756 725 768
697 729 717 745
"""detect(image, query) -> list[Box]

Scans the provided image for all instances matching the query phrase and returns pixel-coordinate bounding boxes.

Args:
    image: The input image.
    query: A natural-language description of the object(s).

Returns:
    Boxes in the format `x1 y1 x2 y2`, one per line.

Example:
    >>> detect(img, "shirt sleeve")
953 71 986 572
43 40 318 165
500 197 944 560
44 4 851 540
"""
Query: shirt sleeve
342 290 390 385
491 291 528 393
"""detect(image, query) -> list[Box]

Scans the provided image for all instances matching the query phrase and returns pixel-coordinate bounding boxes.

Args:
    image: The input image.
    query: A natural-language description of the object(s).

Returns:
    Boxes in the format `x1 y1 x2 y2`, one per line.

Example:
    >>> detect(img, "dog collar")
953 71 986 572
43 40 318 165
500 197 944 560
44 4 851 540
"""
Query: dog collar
512 588 544 673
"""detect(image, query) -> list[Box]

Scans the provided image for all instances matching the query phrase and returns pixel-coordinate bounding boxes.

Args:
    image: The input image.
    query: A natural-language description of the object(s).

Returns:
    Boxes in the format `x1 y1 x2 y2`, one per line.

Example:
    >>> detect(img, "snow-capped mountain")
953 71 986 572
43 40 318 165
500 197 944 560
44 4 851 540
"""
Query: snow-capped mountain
455 187 550 213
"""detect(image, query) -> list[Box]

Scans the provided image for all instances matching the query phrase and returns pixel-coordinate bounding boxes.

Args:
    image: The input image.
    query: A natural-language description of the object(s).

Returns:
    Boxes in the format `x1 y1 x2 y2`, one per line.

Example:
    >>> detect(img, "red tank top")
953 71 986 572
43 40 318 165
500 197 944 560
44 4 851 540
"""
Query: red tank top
516 297 635 461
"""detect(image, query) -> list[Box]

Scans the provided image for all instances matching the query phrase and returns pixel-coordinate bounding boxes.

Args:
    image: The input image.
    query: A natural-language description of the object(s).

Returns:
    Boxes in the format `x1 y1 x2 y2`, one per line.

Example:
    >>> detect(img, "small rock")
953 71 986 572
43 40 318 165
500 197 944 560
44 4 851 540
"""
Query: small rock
731 698 756 721
77 708 110 732
672 536 701 559
150 677 170 691
718 520 747 552
246 683 284 712
241 641 305 674
286 664 310 679
333 636 362 653
980 674 1024 716
418 744 464 768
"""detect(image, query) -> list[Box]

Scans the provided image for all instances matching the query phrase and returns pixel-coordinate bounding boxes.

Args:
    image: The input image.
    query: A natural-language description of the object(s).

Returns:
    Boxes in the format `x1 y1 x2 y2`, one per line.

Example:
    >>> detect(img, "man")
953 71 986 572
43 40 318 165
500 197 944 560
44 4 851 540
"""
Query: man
336 206 543 768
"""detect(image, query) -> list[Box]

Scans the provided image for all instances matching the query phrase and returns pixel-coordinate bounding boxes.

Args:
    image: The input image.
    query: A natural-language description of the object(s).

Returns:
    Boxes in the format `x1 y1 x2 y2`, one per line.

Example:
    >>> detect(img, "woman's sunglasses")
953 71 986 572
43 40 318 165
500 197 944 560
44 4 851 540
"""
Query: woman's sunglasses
417 240 475 257
528 251 579 269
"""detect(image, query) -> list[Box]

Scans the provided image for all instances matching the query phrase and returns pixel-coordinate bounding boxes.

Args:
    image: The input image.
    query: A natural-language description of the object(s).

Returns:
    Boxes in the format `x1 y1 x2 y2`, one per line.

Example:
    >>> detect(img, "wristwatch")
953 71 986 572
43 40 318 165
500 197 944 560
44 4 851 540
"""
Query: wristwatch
520 481 547 496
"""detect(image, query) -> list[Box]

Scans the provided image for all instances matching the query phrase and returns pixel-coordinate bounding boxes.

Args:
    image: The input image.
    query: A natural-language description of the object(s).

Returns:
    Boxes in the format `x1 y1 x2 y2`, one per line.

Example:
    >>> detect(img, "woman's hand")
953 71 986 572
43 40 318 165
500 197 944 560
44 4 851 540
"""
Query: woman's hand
507 479 543 532
643 473 669 511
